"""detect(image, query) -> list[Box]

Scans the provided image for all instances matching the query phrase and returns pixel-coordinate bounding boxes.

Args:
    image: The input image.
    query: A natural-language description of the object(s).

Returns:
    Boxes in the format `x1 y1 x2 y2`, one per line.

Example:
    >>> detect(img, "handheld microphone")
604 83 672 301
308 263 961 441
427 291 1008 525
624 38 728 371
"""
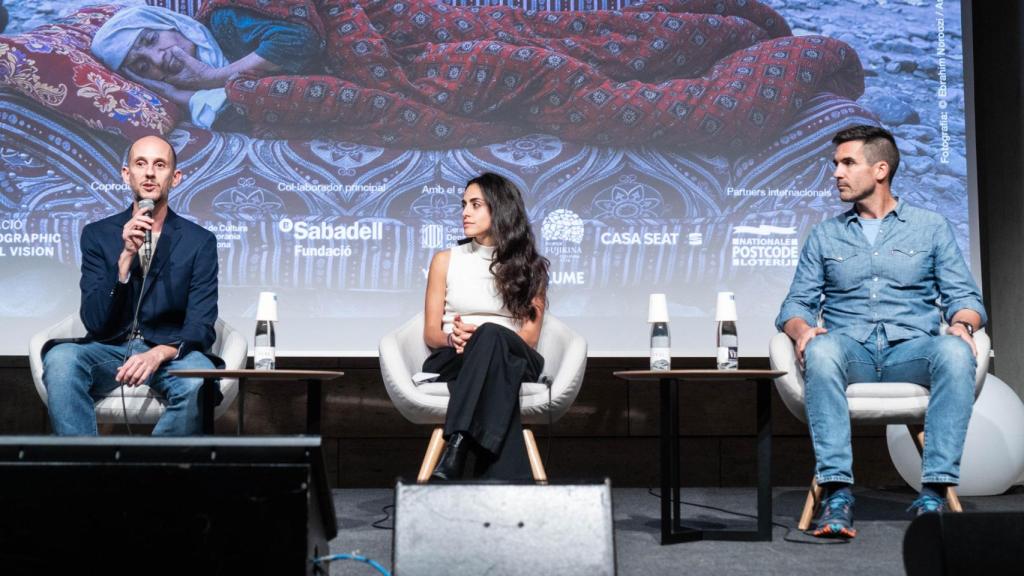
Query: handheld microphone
138 198 155 264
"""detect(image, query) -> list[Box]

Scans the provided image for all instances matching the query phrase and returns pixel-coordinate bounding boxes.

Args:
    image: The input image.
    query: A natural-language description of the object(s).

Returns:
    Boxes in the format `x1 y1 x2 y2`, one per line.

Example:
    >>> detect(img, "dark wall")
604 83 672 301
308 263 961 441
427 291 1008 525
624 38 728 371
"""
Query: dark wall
973 1 1024 398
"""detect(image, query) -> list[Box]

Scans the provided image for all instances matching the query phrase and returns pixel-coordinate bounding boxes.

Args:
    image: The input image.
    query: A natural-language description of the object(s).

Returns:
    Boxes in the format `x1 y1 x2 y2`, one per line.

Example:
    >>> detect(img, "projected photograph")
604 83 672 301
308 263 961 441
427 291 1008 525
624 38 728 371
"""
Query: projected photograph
0 0 971 355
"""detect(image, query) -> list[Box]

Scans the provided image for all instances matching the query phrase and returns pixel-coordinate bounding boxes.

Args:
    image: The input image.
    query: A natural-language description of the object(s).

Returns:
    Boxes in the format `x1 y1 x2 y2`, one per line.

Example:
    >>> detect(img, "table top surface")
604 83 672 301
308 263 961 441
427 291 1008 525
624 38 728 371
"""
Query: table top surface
613 369 785 381
168 369 344 380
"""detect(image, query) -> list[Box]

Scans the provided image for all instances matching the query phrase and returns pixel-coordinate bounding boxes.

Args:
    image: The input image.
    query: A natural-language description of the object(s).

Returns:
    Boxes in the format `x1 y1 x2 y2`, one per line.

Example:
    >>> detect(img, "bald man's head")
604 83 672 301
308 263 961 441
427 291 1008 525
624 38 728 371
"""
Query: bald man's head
127 135 177 170
122 134 181 206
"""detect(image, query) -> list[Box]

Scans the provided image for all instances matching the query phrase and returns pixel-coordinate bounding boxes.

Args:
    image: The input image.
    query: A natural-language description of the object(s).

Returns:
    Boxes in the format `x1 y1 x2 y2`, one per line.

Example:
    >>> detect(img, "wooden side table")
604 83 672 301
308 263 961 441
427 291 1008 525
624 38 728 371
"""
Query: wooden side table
613 369 785 544
169 369 344 435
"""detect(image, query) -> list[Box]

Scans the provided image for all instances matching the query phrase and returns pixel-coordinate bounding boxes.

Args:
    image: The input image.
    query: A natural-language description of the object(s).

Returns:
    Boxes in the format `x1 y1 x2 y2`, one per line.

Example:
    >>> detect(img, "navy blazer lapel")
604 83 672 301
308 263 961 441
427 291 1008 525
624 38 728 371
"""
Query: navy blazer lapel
140 209 183 300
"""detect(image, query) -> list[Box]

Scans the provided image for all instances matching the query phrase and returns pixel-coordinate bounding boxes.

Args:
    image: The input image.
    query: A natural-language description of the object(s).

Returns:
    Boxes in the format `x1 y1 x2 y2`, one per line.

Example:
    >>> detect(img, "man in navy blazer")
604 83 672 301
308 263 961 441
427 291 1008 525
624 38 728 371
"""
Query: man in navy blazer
43 135 220 435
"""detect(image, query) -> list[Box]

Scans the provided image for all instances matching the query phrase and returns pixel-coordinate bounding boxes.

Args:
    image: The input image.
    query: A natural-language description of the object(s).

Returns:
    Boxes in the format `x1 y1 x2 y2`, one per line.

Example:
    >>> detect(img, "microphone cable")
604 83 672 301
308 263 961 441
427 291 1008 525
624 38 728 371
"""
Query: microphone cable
120 238 152 436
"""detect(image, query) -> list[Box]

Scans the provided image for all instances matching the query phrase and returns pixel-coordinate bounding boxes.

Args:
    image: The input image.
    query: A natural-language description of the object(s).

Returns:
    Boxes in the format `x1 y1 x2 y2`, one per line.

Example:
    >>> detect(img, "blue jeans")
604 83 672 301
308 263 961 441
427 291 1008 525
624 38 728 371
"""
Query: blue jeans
43 339 214 436
803 327 976 486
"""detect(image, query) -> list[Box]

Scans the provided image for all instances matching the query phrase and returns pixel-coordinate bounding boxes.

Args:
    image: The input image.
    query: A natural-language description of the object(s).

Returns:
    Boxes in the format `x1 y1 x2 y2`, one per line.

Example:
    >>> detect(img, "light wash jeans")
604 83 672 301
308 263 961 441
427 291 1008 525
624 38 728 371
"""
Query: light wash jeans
803 327 976 486
43 339 214 436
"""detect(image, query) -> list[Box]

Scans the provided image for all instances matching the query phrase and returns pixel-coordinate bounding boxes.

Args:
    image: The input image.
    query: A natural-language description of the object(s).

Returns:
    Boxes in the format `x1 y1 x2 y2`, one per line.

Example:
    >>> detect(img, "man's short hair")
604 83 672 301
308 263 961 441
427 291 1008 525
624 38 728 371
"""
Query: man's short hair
126 135 177 170
832 125 900 183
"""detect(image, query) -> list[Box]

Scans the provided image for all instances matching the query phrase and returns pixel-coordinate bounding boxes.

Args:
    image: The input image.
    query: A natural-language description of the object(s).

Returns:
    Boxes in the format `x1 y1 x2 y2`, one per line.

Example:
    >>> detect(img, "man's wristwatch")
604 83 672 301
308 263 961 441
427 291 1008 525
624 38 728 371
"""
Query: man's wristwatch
953 320 975 336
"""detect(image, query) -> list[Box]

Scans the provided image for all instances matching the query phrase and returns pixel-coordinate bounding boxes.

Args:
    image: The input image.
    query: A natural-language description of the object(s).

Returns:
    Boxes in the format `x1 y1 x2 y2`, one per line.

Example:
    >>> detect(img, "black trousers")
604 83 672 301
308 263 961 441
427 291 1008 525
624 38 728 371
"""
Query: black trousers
422 323 544 480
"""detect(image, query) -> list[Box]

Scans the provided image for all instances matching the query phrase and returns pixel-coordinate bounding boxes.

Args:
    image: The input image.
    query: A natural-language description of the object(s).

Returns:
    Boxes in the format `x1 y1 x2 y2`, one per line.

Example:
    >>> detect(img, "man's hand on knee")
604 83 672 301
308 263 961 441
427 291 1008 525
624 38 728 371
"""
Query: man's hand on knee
946 323 977 357
796 327 829 366
784 318 828 366
116 345 175 386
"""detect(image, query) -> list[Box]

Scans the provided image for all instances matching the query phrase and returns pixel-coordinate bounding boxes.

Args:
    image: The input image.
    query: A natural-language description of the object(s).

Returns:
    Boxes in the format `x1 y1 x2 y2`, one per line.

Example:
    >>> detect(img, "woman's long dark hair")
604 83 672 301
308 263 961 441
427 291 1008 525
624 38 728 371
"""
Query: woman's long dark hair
467 172 549 322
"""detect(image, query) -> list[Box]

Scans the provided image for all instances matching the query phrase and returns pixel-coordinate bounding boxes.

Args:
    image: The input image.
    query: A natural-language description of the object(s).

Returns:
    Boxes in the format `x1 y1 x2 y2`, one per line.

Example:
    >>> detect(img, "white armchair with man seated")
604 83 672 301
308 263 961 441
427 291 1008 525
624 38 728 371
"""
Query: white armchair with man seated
768 326 991 531
30 314 248 432
379 312 587 483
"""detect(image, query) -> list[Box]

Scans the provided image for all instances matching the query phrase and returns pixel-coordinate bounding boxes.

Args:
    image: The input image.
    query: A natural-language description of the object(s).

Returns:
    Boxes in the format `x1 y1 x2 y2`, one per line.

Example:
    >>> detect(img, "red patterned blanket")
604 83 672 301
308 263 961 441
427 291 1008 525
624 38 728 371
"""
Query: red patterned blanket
204 0 864 150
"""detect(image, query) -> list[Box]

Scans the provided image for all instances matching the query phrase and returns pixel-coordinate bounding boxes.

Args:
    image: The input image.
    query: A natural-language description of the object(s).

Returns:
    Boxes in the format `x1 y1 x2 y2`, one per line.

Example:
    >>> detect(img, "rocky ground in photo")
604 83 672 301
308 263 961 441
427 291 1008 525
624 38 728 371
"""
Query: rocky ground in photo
2 0 140 35
772 0 968 228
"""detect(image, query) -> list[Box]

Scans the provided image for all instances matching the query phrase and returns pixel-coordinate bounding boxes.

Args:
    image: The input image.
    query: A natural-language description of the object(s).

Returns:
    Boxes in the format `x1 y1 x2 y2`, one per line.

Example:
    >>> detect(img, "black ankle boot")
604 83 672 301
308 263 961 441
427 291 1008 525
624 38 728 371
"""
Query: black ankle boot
431 432 470 481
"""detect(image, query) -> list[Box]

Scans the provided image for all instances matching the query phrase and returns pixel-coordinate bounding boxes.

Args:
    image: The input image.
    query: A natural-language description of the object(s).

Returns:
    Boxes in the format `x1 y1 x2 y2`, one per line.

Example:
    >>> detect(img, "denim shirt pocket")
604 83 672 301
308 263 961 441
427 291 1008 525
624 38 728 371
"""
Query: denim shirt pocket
823 252 864 287
888 247 932 285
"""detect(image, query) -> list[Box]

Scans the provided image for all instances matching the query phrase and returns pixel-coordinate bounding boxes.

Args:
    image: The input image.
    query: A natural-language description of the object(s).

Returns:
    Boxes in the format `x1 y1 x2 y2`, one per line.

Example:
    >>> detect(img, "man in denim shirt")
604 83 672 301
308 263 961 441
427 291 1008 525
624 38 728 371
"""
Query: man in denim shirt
776 125 986 538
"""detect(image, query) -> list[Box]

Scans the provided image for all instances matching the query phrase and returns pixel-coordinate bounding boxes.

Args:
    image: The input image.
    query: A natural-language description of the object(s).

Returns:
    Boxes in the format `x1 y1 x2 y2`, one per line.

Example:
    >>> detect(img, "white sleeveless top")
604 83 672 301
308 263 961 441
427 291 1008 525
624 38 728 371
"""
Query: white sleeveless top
442 241 517 334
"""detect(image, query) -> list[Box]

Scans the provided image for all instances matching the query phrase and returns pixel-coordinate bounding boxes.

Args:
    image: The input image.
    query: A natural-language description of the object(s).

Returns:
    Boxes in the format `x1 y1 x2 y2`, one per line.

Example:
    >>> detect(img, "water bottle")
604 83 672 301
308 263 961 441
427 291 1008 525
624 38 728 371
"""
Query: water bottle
254 319 276 370
650 321 671 371
648 293 671 371
254 291 278 370
715 291 738 370
716 320 738 370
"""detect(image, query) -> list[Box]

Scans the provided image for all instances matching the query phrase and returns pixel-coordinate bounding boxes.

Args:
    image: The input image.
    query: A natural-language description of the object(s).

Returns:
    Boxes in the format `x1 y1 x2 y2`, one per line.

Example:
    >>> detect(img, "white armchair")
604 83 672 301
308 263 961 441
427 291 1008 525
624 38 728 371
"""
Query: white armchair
769 328 991 530
30 314 248 431
379 312 587 482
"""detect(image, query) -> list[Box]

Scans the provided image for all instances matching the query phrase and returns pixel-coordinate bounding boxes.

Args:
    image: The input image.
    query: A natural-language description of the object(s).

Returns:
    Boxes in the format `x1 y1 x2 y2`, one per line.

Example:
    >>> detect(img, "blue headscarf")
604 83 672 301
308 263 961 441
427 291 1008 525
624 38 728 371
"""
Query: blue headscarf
91 5 228 72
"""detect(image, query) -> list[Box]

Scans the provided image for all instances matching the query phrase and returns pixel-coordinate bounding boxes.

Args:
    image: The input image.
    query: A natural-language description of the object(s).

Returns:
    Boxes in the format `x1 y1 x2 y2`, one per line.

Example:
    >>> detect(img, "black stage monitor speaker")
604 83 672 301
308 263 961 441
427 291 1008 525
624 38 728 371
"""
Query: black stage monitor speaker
393 480 616 576
904 511 1024 575
0 436 337 576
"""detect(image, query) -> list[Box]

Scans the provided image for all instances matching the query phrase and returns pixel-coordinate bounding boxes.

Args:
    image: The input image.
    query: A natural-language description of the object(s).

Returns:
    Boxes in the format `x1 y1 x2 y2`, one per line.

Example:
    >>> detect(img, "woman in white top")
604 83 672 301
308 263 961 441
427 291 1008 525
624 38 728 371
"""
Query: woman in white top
423 172 550 481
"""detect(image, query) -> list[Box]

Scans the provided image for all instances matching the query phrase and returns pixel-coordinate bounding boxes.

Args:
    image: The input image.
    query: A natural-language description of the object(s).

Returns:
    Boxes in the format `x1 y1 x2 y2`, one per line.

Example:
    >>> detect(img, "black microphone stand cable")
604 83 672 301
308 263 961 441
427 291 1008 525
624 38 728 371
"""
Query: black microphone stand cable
120 242 151 436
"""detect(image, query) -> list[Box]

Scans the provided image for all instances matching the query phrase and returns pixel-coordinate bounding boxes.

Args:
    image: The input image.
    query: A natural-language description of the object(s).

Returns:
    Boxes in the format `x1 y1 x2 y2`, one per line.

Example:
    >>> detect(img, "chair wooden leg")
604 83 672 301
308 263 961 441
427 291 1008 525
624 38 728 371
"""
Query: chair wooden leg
417 428 446 484
946 486 963 512
523 429 548 484
909 424 926 452
907 424 964 512
419 428 549 484
798 477 822 532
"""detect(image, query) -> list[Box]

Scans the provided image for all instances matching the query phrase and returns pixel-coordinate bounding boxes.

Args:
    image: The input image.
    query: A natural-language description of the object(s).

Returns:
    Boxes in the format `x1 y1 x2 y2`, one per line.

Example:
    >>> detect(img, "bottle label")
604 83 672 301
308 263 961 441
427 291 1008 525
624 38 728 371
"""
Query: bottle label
254 346 276 370
716 346 738 370
650 347 671 371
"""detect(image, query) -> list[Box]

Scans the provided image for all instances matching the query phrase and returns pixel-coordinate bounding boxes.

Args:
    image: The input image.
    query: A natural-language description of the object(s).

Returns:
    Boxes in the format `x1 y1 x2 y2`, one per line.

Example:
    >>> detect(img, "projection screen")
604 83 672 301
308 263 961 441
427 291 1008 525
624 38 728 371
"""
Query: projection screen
0 0 978 356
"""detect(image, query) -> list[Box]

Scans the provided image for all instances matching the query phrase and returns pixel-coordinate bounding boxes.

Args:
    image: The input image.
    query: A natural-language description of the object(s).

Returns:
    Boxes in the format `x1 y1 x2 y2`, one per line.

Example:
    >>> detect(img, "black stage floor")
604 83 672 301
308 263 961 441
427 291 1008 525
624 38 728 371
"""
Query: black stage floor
325 485 1024 576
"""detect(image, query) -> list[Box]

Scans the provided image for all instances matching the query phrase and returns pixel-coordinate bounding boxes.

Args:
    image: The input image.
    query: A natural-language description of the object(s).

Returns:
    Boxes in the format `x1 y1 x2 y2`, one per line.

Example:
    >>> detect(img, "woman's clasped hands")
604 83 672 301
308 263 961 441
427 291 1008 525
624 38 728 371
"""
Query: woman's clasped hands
450 314 477 354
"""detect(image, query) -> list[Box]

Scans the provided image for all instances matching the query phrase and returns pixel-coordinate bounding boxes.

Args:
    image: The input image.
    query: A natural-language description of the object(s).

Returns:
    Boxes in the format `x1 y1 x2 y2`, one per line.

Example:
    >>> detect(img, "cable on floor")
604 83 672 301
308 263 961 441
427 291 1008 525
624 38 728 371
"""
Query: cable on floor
371 504 394 530
313 552 391 575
